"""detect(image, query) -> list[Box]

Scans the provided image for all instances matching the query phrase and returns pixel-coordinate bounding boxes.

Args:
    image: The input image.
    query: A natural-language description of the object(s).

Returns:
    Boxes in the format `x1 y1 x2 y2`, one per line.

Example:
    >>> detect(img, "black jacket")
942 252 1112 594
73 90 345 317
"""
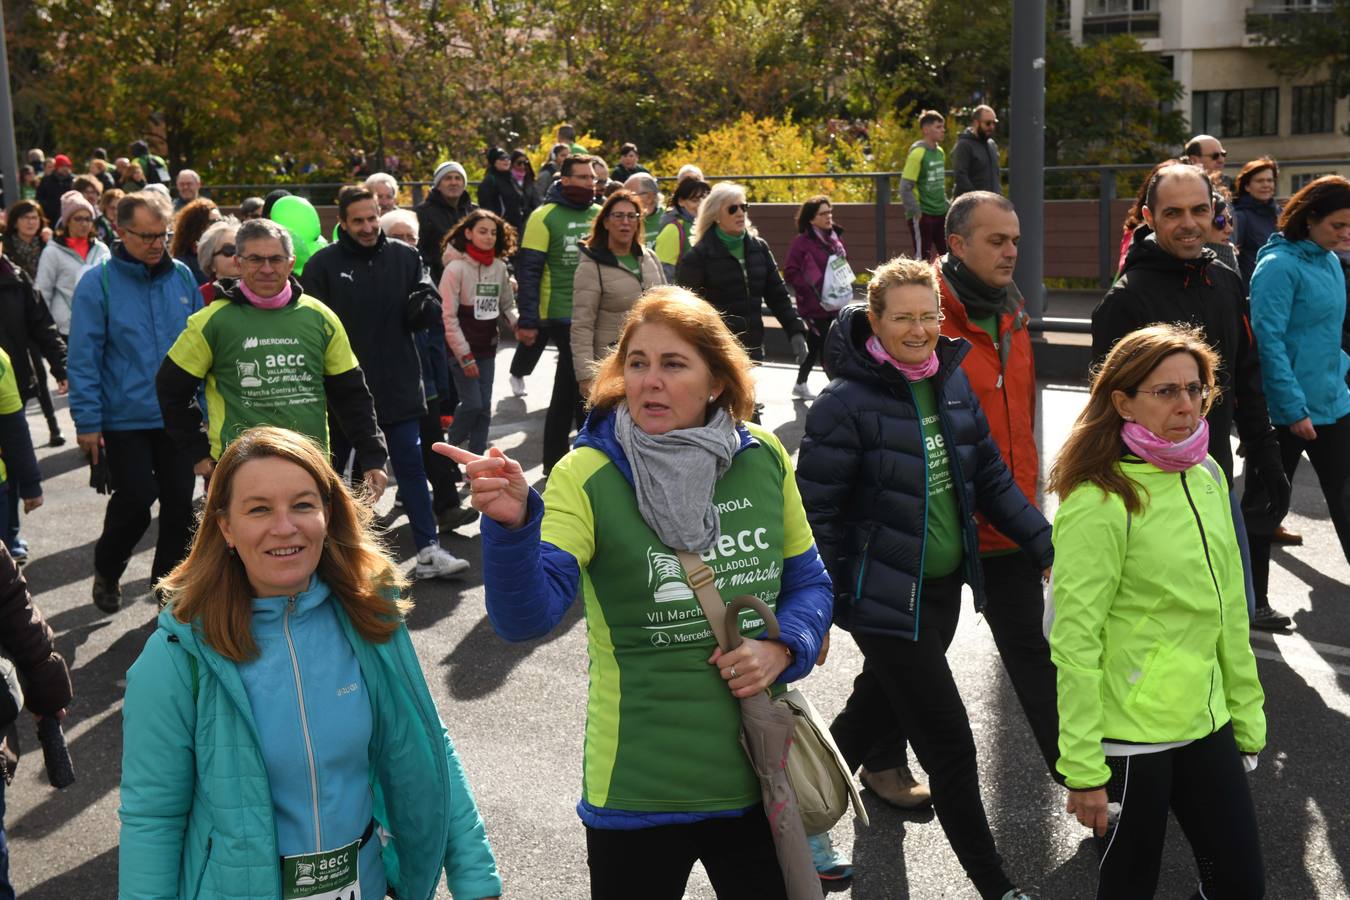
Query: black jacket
796 305 1052 640
34 171 75 226
0 257 67 402
156 275 389 473
477 170 537 234
0 543 72 783
415 191 477 283
951 129 1001 197
1232 194 1280 291
675 229 805 358
1092 232 1273 481
301 229 441 426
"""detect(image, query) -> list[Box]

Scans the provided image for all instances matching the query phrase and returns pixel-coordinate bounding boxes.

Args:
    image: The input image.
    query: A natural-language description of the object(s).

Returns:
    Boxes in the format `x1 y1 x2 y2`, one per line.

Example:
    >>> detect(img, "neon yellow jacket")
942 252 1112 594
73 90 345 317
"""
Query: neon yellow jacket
1049 456 1266 789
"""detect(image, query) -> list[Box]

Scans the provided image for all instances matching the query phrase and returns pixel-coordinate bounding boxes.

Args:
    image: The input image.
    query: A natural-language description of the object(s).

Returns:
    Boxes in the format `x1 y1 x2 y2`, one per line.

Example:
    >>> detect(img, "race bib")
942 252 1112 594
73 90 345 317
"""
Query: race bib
474 282 501 320
281 839 360 900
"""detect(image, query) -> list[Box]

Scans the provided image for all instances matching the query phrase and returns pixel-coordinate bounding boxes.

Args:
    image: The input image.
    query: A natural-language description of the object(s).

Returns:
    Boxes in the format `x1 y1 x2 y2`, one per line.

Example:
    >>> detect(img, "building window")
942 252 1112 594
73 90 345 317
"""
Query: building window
1083 0 1159 36
1292 84 1335 134
1290 172 1328 192
1190 88 1279 138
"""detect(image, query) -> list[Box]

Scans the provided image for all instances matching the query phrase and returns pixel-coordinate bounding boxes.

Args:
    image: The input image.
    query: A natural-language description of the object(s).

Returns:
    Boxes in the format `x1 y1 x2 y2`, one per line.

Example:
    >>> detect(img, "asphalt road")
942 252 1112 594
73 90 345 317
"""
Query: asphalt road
7 344 1349 899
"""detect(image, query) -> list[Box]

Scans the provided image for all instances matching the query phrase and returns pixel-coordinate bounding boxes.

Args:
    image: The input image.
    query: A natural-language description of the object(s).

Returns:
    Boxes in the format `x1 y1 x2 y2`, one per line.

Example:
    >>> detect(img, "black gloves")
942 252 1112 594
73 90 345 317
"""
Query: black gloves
1241 431 1291 535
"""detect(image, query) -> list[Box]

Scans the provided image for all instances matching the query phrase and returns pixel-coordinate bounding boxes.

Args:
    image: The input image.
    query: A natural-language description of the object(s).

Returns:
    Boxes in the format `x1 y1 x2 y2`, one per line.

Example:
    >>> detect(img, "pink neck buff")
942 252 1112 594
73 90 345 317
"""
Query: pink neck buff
866 335 939 381
1120 417 1210 472
237 279 293 310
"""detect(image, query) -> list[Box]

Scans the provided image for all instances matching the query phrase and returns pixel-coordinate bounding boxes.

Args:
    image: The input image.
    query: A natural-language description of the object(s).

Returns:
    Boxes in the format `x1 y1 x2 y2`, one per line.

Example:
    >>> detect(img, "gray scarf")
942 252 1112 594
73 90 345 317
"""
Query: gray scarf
613 404 741 552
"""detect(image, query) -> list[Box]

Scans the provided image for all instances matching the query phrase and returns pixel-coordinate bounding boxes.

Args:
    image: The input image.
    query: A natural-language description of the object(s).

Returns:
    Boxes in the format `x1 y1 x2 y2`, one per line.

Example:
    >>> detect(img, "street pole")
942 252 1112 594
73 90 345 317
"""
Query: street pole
0 3 18 208
1009 0 1045 319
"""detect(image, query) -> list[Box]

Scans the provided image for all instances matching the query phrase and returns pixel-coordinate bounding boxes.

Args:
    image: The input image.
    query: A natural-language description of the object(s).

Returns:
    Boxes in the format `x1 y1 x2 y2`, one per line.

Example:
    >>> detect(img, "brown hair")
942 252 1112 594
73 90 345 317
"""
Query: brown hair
1276 175 1350 243
158 426 410 662
865 255 940 317
441 208 518 259
170 197 219 258
337 184 376 220
795 195 831 233
560 155 594 178
1047 324 1221 514
98 188 125 217
1233 157 1278 200
588 286 756 422
72 174 102 198
1122 160 1177 234
584 189 645 254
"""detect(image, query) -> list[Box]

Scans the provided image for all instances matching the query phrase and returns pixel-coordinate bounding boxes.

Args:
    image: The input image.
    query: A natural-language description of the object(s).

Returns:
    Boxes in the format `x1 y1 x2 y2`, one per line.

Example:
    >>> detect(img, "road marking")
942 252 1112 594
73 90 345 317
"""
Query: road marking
1250 630 1350 660
1251 630 1350 678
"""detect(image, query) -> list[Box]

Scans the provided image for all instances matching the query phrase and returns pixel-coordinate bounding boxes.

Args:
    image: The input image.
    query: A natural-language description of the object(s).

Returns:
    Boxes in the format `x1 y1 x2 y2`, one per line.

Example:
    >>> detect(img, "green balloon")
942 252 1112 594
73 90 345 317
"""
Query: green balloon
270 195 322 243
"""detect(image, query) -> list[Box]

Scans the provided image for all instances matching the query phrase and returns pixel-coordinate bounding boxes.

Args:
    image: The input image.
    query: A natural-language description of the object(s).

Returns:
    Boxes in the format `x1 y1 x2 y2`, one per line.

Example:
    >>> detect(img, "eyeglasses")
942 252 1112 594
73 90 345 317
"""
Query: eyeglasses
891 313 942 328
608 212 641 221
1133 382 1212 403
726 203 750 215
1207 151 1228 161
240 254 290 268
511 160 527 167
67 214 93 224
215 243 236 258
123 228 168 244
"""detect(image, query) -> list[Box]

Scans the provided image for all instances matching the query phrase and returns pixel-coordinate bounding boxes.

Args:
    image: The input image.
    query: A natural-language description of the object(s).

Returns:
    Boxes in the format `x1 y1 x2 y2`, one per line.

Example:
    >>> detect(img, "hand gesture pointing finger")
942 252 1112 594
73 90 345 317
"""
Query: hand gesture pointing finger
433 443 529 529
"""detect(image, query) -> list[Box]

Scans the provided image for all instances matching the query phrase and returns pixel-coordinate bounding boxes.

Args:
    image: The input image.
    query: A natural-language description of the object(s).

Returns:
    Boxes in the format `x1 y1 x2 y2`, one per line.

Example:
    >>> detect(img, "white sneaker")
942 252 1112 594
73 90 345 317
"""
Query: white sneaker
413 544 470 579
791 382 816 400
510 375 527 397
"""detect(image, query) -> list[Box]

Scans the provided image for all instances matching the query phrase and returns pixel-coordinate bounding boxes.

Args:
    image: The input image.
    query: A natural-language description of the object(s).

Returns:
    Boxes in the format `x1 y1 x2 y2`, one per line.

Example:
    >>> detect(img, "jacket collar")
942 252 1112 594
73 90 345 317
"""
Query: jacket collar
336 225 387 259
112 241 176 279
826 303 970 388
1119 232 1217 288
573 407 756 487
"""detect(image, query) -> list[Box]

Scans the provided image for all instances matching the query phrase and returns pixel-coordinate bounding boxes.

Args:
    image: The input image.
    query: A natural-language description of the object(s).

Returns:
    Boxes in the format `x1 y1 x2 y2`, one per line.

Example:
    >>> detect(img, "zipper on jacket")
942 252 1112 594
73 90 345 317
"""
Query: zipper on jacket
1179 471 1223 735
903 379 931 639
282 594 324 851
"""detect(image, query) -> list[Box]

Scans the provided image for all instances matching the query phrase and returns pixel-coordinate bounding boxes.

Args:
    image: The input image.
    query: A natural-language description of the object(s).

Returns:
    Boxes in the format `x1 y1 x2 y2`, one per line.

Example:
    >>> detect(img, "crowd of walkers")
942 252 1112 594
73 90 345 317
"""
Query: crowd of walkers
0 120 1347 899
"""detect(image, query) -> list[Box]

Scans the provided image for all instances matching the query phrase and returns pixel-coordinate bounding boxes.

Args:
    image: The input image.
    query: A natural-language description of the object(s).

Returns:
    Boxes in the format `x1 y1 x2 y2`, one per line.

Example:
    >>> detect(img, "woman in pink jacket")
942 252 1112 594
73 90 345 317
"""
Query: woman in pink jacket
439 210 519 454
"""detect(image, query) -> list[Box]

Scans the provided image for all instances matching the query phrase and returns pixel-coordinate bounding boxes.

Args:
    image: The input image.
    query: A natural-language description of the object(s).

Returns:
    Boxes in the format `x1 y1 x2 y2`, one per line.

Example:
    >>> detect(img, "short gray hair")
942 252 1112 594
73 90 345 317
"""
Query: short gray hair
625 173 659 195
177 169 201 184
365 172 399 194
945 191 1015 240
379 208 418 241
116 190 173 227
236 217 294 259
197 217 240 276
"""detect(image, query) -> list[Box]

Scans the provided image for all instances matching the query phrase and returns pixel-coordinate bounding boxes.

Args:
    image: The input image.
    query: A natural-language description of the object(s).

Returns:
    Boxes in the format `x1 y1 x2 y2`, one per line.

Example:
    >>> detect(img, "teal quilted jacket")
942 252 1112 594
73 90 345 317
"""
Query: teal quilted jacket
118 597 502 900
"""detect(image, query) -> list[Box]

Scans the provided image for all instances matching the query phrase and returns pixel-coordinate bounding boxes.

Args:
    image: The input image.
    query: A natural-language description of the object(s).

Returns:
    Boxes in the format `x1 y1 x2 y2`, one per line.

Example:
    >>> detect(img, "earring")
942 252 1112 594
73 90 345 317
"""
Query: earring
1123 416 1133 422
708 395 717 403
227 544 236 556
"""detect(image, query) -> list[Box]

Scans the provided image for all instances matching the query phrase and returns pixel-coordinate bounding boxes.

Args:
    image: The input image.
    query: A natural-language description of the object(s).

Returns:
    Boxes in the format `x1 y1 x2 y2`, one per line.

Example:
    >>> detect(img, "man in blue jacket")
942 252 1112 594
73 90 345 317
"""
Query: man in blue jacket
68 191 201 613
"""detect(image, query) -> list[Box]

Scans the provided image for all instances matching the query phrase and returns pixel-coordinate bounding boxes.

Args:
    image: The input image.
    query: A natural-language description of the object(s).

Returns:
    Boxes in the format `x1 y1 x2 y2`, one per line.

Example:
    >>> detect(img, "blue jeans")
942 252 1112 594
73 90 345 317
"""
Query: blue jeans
449 354 495 456
333 418 437 550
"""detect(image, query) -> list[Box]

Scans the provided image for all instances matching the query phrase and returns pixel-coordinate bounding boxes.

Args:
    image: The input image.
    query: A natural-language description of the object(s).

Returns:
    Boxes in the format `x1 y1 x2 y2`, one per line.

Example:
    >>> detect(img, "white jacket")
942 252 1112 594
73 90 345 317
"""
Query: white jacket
35 238 111 334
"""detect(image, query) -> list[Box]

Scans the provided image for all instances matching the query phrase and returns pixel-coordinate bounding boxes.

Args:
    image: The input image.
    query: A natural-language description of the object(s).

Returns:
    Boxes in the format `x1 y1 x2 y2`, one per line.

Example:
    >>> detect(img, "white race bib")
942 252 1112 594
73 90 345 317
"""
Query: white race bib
281 838 361 900
474 282 501 320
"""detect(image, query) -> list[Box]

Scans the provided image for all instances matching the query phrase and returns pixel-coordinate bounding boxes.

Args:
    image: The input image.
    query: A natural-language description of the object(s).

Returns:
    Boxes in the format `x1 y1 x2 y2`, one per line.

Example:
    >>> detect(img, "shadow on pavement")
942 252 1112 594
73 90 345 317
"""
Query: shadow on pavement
20 844 117 899
772 400 811 461
846 793 920 899
443 601 584 700
19 539 99 595
37 447 97 482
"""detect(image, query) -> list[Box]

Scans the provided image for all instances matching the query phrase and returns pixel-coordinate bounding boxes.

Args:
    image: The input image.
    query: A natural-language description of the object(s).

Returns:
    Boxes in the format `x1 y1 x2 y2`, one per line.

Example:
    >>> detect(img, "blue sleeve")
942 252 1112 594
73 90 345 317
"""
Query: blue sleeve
772 546 833 684
0 411 40 499
66 267 106 434
480 489 581 641
514 248 547 328
1250 256 1306 424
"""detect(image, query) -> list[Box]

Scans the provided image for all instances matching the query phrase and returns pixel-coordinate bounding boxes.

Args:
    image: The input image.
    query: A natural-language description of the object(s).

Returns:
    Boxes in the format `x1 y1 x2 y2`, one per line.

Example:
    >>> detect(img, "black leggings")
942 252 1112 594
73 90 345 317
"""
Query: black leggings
795 317 831 384
585 807 785 900
1249 414 1350 603
1096 722 1264 899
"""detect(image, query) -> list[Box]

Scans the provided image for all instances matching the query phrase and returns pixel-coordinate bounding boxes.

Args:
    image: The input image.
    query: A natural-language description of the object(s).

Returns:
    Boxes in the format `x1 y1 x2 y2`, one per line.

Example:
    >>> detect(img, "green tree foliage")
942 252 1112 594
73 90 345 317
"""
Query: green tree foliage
7 0 1185 184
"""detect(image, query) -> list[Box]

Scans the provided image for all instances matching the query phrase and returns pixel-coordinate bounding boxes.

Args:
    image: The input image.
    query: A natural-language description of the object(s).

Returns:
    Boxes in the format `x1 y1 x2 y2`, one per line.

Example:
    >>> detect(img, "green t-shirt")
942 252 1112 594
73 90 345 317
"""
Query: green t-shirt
0 347 22 484
902 142 950 216
970 313 1000 349
643 211 663 248
911 378 962 578
541 423 815 813
521 201 601 321
715 225 747 278
616 253 640 278
166 295 361 459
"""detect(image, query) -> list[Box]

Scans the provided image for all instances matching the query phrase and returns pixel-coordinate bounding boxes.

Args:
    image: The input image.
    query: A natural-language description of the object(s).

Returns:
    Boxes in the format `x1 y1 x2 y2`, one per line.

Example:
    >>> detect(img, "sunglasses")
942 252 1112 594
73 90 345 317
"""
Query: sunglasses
215 243 236 258
1213 214 1229 229
1207 151 1228 161
726 203 750 215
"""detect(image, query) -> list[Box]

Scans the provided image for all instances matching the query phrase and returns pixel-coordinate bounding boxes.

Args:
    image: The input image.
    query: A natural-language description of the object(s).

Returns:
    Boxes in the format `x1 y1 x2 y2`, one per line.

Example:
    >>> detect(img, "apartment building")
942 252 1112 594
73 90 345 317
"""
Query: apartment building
1061 0 1349 192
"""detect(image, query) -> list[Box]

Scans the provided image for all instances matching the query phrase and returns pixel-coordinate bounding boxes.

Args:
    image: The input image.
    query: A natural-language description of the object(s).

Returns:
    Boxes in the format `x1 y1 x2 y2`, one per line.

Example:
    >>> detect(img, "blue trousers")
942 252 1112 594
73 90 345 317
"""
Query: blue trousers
448 354 496 455
333 418 437 550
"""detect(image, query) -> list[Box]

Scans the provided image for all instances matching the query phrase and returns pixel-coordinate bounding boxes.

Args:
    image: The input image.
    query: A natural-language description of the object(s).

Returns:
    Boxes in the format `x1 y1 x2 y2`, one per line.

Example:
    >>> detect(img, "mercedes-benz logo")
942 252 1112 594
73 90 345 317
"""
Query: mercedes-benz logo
650 632 671 647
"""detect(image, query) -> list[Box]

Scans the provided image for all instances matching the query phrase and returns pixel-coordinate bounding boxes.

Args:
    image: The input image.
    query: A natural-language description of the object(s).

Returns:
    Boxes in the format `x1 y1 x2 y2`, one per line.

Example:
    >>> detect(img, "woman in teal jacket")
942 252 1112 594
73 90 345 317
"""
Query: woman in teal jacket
1248 175 1350 614
119 425 501 900
1047 324 1266 899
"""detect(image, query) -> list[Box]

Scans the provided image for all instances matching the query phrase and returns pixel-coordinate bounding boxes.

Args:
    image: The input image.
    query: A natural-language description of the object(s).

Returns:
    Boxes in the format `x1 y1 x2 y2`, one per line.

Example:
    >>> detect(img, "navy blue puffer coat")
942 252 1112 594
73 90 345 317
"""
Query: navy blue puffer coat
796 304 1053 640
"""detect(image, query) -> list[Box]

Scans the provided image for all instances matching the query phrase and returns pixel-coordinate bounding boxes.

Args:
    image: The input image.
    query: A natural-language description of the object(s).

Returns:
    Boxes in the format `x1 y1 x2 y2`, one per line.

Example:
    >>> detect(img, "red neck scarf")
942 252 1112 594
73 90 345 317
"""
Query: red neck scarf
465 243 496 267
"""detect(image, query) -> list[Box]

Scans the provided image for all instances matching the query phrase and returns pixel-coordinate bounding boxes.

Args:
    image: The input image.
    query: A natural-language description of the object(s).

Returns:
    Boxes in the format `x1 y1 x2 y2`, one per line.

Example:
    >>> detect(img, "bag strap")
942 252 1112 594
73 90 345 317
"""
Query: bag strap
676 550 733 651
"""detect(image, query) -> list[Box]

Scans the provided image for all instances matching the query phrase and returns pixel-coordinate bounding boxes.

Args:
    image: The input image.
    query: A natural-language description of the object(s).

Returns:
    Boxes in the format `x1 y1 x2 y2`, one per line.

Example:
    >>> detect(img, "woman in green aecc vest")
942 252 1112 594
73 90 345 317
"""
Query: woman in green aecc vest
439 285 833 899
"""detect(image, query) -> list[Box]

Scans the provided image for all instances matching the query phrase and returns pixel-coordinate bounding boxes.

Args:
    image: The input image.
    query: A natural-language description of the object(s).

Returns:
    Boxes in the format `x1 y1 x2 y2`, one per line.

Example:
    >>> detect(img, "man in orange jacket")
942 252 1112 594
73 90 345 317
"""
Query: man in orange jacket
936 191 1059 777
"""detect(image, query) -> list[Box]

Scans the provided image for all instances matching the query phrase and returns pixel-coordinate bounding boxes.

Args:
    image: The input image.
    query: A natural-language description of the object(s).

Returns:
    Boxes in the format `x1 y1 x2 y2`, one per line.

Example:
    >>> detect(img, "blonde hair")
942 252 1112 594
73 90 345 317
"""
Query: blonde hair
588 286 756 423
158 426 410 662
866 255 940 316
691 181 757 244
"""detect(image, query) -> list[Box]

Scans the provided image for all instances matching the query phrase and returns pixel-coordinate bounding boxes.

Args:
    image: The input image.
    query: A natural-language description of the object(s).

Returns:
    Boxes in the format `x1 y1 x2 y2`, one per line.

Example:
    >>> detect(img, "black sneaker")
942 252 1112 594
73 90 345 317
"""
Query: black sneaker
437 505 479 533
92 574 122 613
48 432 66 447
1251 604 1291 632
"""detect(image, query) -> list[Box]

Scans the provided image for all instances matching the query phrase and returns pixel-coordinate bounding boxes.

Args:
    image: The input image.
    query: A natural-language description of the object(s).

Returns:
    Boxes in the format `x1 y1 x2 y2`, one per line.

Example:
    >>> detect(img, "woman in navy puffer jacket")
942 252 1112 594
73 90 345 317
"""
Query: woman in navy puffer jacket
797 257 1052 900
